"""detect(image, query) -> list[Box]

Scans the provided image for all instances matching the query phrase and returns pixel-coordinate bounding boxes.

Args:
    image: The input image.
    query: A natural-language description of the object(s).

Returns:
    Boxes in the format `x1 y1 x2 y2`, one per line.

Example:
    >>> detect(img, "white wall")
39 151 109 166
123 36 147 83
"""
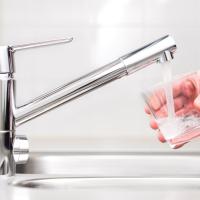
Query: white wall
1 0 200 151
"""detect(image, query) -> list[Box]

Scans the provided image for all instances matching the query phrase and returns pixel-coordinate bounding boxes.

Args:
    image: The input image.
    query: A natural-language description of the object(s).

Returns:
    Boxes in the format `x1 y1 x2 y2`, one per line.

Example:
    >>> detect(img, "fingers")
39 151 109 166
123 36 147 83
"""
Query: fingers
173 142 187 149
147 86 184 113
181 80 196 98
149 121 166 143
149 93 162 111
171 80 184 97
173 74 198 98
150 95 188 118
149 116 165 142
176 101 195 116
157 130 166 143
146 77 197 113
150 117 158 129
194 95 200 110
173 95 188 112
144 106 151 114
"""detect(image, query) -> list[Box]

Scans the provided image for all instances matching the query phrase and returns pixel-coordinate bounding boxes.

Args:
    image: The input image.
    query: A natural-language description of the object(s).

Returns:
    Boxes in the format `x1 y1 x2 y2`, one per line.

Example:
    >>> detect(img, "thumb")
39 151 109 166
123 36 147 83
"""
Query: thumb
194 95 200 110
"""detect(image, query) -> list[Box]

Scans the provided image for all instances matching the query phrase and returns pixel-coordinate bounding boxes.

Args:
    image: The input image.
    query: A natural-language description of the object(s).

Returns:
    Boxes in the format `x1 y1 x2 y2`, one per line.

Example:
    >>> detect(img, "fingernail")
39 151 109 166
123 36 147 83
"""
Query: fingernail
157 131 166 143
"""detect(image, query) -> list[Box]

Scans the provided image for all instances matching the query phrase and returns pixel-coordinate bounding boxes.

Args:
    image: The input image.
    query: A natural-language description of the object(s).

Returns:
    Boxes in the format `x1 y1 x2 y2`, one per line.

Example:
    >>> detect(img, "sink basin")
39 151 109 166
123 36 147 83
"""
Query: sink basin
3 151 200 200
10 176 200 189
16 151 200 177
6 176 200 200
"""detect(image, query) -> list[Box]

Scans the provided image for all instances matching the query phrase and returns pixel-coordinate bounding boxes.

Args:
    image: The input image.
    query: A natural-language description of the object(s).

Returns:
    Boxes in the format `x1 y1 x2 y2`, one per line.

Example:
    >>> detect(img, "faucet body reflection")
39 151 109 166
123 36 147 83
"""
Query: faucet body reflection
0 35 176 175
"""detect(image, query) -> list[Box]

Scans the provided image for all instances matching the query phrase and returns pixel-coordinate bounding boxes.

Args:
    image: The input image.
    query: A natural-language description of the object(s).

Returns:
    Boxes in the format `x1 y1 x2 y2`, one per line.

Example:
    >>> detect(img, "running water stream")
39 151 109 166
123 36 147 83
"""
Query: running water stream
158 64 181 144
162 63 175 119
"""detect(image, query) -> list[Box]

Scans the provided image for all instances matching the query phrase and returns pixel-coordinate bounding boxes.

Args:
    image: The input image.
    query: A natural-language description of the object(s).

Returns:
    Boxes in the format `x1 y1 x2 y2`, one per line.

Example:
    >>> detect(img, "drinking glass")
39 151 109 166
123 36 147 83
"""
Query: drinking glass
142 72 200 148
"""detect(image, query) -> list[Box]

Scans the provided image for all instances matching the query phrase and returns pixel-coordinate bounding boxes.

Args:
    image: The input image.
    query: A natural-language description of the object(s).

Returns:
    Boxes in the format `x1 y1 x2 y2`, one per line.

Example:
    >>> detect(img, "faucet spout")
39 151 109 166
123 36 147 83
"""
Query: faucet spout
15 35 176 126
0 34 177 175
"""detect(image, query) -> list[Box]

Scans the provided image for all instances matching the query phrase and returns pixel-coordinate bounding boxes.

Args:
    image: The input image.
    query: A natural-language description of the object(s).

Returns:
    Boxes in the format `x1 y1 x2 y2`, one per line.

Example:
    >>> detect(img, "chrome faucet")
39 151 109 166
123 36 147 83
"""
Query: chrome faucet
0 35 176 176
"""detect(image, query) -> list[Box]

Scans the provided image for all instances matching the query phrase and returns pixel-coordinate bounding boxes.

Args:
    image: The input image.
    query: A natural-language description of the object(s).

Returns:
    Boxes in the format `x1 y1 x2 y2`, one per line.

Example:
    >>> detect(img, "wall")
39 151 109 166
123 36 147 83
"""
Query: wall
0 0 200 151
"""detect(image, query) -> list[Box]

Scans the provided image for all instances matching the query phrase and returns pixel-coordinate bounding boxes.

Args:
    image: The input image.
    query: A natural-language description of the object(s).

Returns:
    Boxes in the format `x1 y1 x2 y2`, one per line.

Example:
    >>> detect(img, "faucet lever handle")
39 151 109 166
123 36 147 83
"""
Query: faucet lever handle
10 37 73 53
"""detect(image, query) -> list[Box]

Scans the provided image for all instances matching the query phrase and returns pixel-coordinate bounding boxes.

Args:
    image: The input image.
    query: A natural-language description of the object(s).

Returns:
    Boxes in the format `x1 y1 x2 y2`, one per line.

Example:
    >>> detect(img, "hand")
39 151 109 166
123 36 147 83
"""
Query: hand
145 73 200 148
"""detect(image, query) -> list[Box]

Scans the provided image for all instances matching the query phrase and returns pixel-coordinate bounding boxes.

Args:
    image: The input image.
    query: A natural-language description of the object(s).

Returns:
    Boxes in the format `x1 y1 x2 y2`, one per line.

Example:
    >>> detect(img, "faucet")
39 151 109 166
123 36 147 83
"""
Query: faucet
0 35 176 176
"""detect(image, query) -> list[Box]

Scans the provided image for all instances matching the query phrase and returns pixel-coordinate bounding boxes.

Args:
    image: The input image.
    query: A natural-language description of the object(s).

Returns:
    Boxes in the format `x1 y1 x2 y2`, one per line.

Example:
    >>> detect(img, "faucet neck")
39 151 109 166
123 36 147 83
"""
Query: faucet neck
0 35 177 176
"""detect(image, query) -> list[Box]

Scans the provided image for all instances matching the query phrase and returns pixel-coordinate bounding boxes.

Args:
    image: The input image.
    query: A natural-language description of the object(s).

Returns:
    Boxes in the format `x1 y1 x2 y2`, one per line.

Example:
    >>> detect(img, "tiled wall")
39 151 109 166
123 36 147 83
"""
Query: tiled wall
1 0 200 151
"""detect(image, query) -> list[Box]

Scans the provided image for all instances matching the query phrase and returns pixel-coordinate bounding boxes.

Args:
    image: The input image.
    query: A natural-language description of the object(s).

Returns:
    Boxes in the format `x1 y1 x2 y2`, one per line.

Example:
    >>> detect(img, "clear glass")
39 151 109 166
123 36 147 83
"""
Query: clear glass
142 72 200 148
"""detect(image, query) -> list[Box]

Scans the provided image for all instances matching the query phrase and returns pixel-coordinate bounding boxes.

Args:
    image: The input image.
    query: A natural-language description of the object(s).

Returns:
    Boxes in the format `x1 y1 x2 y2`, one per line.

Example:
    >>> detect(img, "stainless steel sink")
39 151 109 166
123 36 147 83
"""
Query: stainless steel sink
1 153 200 200
10 176 200 190
7 176 200 200
12 151 200 189
16 151 200 177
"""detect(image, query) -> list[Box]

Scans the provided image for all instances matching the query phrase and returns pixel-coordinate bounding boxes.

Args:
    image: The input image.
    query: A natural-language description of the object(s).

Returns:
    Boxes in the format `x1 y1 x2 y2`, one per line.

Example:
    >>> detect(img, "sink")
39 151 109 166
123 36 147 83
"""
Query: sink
6 176 200 200
10 176 200 190
16 151 200 177
11 151 200 189
1 151 198 200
